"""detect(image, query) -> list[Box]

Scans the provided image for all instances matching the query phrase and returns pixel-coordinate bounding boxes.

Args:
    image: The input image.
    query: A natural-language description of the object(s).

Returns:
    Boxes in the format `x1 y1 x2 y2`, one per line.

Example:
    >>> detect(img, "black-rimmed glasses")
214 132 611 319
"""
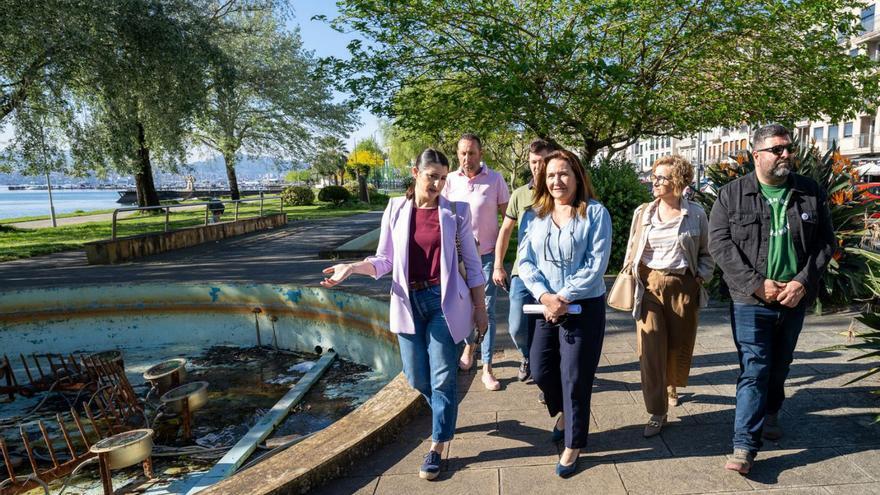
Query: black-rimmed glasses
650 174 671 184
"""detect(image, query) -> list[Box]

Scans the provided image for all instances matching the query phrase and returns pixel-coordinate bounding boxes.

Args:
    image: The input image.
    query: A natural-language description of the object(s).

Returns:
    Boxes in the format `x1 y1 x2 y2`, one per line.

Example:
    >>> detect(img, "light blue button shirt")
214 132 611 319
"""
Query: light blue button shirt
517 199 612 302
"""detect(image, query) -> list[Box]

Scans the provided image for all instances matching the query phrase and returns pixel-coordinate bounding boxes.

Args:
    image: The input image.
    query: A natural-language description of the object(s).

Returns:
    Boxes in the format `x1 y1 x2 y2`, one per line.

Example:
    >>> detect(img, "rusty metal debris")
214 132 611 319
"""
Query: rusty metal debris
1 352 143 494
0 353 91 400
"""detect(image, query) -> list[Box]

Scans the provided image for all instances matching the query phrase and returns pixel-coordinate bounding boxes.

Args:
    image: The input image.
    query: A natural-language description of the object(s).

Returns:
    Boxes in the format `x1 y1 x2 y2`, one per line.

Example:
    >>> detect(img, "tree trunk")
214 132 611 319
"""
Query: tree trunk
357 171 369 203
135 122 161 207
581 142 601 169
223 151 240 200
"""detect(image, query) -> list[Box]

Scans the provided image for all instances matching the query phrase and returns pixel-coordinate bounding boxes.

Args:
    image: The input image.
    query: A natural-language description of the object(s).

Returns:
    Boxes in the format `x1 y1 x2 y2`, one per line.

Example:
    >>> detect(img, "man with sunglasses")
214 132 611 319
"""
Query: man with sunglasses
708 124 835 474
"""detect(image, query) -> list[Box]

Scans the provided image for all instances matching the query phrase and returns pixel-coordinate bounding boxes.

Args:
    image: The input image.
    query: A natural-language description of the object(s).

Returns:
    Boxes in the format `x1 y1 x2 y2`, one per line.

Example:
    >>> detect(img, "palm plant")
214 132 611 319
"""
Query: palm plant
819 310 880 424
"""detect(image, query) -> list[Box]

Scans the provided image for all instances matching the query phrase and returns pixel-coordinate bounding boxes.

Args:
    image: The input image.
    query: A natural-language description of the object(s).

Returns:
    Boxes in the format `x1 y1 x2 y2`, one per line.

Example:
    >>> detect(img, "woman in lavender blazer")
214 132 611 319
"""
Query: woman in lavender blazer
321 149 488 481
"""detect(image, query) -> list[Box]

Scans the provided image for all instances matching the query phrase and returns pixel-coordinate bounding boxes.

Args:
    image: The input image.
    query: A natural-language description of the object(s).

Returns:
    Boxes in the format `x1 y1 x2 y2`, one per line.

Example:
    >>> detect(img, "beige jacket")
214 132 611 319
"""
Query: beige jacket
623 197 715 319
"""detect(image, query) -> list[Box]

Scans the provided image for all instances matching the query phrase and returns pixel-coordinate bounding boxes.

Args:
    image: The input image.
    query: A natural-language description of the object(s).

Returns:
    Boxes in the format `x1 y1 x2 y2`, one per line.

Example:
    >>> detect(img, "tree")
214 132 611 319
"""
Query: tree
66 0 213 207
192 8 355 200
0 1 111 123
331 0 880 164
381 119 531 187
311 136 348 185
347 137 384 202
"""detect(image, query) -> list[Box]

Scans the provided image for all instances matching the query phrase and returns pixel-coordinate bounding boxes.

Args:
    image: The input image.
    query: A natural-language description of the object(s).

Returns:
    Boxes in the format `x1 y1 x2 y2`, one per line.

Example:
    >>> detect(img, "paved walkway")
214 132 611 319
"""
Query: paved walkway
2 213 879 494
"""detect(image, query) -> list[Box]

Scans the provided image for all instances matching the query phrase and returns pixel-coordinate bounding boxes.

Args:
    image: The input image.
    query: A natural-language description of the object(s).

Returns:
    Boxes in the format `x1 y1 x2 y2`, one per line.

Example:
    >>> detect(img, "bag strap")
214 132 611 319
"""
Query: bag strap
623 203 648 271
453 202 468 277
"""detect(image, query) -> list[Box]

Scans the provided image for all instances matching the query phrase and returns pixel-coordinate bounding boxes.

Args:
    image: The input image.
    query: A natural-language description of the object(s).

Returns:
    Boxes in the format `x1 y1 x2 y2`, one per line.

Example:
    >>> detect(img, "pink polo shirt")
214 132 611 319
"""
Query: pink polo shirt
443 164 510 255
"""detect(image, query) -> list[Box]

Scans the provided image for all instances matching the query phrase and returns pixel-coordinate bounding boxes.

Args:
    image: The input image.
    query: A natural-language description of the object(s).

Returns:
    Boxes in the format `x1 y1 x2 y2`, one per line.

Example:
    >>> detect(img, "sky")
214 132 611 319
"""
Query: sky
290 1 381 151
0 1 382 154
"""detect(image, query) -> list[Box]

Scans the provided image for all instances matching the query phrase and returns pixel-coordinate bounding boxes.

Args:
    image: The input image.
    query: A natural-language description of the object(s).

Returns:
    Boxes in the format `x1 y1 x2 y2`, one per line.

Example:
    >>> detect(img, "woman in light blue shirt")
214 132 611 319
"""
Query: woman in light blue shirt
518 149 612 478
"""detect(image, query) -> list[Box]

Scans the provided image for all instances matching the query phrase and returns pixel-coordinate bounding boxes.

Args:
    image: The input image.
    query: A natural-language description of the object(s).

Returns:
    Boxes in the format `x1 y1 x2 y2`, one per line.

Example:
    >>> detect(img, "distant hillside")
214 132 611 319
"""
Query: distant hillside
183 156 304 177
0 156 306 185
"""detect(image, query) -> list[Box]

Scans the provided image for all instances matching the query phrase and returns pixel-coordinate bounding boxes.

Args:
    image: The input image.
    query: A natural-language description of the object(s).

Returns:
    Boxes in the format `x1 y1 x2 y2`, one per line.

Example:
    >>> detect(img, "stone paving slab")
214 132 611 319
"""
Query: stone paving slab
374 469 499 494
446 434 560 471
615 454 754 494
743 448 875 489
499 463 627 495
826 484 880 495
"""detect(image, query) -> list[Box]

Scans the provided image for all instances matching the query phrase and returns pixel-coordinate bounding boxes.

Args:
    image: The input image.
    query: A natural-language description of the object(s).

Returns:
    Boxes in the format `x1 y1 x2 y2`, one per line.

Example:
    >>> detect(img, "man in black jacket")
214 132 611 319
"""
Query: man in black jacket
708 123 835 474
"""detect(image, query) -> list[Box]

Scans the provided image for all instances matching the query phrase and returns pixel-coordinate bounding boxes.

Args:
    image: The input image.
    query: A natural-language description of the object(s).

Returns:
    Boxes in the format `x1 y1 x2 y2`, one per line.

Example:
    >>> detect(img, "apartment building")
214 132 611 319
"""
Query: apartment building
625 125 751 181
624 1 880 180
797 0 880 177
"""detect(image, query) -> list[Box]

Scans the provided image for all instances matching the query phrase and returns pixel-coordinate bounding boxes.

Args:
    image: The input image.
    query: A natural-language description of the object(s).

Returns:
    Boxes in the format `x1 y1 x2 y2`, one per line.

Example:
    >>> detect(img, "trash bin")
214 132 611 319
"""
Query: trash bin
207 198 225 224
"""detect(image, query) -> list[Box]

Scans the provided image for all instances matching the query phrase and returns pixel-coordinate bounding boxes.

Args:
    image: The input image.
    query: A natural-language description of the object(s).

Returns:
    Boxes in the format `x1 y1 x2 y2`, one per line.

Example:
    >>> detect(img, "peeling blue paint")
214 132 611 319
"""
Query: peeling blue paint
285 289 302 304
209 287 221 302
332 293 346 310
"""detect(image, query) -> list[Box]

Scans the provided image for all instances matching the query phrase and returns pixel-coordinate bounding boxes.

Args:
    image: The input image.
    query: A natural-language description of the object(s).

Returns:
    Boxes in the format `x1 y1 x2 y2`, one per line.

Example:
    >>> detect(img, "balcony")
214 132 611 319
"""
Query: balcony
833 133 879 155
677 137 695 148
855 18 880 44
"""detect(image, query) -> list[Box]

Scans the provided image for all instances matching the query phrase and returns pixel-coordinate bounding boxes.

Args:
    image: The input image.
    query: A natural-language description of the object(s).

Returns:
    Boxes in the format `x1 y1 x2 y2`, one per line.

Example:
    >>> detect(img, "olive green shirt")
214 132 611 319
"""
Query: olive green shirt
505 183 534 276
760 182 798 282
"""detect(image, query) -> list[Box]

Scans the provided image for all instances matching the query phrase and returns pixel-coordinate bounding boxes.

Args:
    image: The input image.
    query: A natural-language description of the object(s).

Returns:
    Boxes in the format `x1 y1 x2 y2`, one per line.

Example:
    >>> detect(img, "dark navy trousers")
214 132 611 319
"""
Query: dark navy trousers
530 295 606 449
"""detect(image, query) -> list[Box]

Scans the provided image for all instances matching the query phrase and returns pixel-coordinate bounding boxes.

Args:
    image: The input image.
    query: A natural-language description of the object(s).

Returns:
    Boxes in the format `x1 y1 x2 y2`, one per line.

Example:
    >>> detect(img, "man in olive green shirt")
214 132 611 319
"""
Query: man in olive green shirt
493 139 556 382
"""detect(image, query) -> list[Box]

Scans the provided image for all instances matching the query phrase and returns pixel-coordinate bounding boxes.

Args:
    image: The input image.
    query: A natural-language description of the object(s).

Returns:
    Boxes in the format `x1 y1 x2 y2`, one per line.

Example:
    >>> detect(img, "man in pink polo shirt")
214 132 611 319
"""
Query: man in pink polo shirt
444 133 510 391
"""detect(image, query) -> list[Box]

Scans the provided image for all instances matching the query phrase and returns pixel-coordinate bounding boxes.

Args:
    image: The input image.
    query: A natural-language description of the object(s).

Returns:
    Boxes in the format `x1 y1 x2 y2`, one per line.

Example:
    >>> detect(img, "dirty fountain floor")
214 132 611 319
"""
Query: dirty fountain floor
2 345 386 495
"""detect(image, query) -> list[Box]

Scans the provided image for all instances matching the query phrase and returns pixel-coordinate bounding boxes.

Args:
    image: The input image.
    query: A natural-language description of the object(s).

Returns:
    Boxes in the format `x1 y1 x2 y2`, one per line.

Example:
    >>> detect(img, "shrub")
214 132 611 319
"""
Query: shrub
318 185 351 206
281 186 315 206
590 156 652 272
693 138 879 310
369 191 390 206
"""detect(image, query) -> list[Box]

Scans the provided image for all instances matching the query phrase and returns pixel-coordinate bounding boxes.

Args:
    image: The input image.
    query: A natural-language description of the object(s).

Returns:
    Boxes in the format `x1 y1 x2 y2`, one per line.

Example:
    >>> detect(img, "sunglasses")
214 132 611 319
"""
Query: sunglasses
755 143 795 156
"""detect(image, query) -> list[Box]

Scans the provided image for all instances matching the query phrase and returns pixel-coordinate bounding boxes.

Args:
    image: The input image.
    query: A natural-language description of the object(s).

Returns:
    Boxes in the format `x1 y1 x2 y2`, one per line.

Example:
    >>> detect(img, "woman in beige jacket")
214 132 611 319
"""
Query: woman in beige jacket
622 155 714 437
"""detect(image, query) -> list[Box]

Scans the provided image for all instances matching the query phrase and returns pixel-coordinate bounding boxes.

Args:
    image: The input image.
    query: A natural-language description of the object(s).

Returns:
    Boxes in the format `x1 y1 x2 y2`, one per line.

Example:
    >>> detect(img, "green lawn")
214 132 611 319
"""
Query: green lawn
0 193 277 224
1 208 119 224
0 201 382 262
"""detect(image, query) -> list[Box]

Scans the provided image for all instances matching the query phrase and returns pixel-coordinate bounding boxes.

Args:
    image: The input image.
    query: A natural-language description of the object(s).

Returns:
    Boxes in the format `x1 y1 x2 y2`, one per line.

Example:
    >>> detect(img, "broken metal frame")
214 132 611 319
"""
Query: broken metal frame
1 354 143 494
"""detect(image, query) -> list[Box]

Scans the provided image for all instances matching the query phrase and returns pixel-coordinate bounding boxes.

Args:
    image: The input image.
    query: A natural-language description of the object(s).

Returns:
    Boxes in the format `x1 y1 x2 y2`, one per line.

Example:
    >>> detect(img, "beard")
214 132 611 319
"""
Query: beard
769 159 791 178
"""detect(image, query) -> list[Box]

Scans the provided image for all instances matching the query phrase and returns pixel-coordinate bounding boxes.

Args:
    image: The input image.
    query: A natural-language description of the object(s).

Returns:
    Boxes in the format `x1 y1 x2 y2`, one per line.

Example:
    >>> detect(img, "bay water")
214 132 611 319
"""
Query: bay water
0 188 124 221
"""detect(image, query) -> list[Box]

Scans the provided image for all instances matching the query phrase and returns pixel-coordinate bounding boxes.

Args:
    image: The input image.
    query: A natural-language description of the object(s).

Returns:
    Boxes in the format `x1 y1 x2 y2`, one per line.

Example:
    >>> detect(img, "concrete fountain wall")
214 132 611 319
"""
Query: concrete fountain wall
0 283 422 494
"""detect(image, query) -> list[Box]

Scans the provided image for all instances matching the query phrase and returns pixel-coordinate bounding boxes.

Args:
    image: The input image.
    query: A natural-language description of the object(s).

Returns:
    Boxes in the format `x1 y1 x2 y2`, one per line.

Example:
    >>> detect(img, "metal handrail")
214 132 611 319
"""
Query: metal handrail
111 195 284 240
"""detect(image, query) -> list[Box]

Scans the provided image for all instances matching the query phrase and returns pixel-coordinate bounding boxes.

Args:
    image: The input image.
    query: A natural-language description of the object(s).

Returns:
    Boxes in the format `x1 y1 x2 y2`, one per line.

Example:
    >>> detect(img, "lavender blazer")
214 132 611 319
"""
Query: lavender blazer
366 196 486 343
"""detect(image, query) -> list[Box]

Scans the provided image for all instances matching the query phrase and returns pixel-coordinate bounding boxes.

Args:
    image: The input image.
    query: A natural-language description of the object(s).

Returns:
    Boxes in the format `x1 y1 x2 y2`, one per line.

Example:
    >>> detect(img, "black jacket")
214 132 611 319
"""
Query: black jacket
708 172 835 305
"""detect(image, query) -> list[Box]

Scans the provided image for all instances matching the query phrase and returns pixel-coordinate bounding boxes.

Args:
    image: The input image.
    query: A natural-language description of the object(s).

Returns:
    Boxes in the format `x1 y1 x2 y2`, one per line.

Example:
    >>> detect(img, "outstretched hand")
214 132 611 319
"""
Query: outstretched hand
320 263 353 288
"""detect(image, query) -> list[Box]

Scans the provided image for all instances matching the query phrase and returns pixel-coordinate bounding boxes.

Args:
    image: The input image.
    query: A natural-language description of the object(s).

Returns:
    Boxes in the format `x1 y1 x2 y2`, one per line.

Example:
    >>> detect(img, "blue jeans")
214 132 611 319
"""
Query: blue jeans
465 253 498 364
508 275 536 360
730 301 807 454
398 285 459 443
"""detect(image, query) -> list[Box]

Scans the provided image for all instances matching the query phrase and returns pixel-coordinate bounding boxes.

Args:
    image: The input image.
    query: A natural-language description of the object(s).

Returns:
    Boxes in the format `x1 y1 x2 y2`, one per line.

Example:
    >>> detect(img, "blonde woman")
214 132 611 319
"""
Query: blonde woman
622 155 714 437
